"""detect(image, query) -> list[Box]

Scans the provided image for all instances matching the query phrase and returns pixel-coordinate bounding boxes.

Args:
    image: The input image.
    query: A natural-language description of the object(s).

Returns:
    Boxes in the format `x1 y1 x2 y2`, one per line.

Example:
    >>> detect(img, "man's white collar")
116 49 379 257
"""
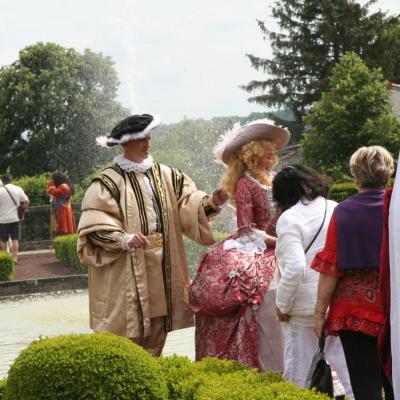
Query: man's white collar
113 154 153 173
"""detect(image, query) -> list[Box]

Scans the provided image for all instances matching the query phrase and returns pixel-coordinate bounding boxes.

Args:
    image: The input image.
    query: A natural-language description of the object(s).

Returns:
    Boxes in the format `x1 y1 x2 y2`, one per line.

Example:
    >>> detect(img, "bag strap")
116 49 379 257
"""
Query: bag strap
318 334 326 354
3 185 18 207
305 199 327 254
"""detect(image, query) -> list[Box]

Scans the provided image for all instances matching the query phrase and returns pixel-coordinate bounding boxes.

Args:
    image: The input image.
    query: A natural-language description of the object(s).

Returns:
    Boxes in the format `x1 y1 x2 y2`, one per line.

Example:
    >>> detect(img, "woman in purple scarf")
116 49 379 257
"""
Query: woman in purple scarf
312 146 394 400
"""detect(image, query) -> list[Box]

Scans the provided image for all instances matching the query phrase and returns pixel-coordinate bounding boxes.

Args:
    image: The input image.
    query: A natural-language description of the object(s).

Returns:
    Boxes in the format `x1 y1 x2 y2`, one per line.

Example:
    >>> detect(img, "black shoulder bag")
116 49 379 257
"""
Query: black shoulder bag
305 334 334 397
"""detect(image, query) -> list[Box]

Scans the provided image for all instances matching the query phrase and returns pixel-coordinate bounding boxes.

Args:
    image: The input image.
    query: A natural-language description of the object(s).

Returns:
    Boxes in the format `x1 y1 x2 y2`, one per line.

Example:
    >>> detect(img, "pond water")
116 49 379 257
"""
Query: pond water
0 290 195 378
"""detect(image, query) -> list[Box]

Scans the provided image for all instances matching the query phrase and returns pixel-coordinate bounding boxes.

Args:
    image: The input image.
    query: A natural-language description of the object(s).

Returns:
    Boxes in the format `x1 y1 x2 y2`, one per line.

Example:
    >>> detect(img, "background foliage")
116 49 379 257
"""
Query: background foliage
302 52 400 176
0 42 127 181
242 0 400 139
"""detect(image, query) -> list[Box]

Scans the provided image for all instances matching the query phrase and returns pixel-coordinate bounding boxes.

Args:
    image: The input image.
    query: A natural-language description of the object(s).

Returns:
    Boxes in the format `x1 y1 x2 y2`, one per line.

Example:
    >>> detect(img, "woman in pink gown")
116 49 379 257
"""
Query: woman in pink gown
191 119 289 370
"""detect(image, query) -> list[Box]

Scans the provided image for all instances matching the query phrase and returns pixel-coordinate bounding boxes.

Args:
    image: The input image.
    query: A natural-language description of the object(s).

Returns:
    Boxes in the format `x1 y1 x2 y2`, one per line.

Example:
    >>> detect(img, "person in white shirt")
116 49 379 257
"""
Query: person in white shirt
273 165 353 399
0 174 29 262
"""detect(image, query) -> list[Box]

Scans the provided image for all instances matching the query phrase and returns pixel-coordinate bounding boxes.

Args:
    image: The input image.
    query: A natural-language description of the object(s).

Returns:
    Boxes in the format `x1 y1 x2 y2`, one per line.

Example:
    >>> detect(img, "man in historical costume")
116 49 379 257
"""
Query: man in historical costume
77 114 227 356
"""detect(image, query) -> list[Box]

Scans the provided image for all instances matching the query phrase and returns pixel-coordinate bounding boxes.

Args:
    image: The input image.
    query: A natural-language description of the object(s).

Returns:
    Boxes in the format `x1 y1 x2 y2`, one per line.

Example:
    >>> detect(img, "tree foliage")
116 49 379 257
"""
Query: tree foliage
0 42 128 180
302 52 400 177
242 0 400 139
152 114 270 194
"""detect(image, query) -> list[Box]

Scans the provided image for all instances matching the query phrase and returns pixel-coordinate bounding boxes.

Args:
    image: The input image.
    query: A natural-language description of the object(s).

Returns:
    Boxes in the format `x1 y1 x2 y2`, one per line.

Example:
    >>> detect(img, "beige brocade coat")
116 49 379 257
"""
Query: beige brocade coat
77 163 215 339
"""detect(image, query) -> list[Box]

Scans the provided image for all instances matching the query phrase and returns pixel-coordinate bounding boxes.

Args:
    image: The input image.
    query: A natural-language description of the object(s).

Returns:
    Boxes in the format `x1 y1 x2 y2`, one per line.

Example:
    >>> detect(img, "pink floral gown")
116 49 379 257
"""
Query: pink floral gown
192 174 284 370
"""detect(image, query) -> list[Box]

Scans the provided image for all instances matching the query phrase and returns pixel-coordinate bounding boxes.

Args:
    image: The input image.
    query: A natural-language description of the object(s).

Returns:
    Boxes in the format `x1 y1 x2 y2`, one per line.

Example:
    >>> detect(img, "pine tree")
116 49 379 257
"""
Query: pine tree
242 0 400 140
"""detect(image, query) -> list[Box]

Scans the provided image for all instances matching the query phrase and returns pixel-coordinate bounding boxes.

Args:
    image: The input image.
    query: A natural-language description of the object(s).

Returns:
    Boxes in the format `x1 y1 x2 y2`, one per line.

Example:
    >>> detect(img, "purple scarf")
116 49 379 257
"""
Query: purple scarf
334 190 384 270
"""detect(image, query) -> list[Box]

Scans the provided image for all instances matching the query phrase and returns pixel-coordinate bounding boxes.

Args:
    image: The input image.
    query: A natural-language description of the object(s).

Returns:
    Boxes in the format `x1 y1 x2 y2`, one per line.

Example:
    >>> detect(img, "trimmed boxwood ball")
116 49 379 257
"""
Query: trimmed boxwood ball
196 372 331 400
0 377 7 400
159 356 251 400
0 251 13 282
5 332 168 400
159 355 328 400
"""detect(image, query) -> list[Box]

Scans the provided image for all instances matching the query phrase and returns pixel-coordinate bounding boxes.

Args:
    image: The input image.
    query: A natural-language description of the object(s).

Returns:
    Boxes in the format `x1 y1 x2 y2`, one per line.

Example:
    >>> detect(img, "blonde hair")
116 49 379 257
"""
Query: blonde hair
220 139 278 200
350 145 394 189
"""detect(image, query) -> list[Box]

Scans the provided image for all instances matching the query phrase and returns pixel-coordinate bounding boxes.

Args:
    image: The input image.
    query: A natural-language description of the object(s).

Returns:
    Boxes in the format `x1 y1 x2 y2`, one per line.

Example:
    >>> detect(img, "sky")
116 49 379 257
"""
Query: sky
1 0 400 124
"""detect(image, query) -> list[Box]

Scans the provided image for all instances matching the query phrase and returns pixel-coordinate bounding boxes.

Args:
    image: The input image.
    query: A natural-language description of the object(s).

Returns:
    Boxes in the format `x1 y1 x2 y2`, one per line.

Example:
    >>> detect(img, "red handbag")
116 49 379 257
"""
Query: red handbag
4 185 26 221
17 205 26 221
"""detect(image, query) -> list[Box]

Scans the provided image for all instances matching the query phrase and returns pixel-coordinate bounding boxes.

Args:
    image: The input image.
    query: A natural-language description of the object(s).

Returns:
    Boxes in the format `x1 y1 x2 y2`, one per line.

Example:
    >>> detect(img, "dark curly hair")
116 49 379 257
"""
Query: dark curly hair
51 171 74 198
272 165 331 212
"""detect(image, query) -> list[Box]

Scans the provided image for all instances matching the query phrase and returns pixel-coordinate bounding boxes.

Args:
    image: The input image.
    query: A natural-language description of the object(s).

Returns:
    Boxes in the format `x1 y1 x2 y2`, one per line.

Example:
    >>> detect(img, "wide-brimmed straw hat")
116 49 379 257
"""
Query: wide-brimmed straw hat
214 119 290 165
96 114 161 147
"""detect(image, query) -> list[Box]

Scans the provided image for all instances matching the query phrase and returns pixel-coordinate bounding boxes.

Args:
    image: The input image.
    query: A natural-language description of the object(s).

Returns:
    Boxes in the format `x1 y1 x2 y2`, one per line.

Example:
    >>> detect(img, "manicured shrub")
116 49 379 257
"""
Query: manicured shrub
0 251 13 282
159 355 248 400
159 355 328 400
53 234 87 273
5 332 168 400
13 173 51 206
329 182 358 203
330 182 358 200
196 371 330 400
0 378 6 400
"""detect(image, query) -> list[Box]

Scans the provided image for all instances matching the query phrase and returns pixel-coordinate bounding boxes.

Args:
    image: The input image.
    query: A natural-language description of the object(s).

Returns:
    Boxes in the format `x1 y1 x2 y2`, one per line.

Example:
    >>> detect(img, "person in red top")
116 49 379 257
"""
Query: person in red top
312 146 394 400
47 171 76 235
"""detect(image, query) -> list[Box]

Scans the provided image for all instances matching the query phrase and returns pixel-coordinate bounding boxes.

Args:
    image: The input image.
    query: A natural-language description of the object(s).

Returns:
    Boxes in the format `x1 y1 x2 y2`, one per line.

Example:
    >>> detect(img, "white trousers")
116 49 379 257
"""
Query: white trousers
282 322 354 400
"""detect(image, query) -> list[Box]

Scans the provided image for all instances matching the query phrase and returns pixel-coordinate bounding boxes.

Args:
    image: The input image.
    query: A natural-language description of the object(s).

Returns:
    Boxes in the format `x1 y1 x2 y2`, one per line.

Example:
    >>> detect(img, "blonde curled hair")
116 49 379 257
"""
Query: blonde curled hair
220 139 278 200
350 145 394 189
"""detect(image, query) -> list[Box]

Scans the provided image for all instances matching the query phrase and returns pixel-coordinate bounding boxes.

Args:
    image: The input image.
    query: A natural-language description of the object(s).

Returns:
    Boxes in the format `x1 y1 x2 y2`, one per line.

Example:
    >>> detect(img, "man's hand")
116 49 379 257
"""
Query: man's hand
276 307 291 322
127 233 150 249
211 188 229 207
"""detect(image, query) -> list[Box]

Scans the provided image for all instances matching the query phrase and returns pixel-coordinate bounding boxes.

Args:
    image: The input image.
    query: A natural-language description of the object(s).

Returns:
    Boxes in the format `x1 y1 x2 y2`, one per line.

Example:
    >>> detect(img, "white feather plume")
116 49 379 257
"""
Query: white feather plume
213 122 242 164
96 135 110 147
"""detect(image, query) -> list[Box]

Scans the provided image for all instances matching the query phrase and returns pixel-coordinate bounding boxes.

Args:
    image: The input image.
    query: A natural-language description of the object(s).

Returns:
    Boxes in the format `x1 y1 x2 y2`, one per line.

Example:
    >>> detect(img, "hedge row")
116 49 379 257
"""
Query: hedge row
13 174 51 207
329 182 358 203
53 234 87 273
0 377 6 399
2 333 330 400
0 251 13 282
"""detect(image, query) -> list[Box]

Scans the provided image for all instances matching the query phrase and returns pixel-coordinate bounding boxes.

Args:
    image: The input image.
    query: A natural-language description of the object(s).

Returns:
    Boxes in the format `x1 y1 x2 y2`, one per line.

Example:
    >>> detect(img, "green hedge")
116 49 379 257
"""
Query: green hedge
3 339 330 400
5 333 168 400
0 378 6 400
196 374 330 399
13 174 51 207
159 355 328 400
159 356 252 400
329 182 358 203
0 251 13 282
53 234 87 273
